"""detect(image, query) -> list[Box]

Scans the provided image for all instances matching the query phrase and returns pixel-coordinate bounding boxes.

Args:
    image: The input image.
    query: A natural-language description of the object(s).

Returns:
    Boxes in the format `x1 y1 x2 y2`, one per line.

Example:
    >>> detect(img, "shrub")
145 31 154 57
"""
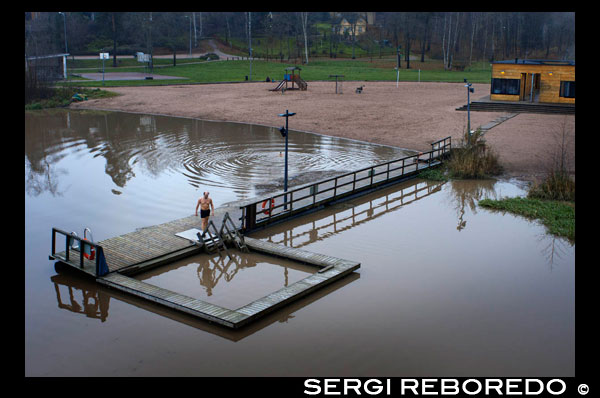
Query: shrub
527 117 575 202
446 128 502 178
528 171 575 202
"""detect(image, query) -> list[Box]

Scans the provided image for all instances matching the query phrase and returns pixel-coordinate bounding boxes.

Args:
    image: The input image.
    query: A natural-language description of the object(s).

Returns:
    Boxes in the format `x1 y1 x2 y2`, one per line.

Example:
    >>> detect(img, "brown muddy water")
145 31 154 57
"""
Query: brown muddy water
25 109 574 376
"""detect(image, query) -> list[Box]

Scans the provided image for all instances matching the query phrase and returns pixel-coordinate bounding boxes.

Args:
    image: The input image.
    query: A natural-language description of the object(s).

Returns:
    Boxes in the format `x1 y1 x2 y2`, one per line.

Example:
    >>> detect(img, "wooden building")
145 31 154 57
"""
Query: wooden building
490 59 575 104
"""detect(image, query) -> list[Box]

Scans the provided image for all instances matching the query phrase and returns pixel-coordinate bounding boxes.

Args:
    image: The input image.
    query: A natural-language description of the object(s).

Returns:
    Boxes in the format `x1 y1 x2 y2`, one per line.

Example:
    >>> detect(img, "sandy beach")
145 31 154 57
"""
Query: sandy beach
70 81 575 181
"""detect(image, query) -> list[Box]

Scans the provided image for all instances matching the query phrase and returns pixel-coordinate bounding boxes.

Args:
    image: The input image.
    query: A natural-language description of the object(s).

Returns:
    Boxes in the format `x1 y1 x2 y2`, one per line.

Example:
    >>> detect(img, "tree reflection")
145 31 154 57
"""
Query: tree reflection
25 155 68 197
25 110 414 200
447 179 498 232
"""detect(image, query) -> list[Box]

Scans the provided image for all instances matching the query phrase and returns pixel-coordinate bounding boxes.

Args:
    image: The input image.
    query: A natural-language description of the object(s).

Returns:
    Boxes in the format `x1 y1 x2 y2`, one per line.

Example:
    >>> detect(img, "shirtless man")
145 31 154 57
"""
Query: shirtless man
195 191 215 233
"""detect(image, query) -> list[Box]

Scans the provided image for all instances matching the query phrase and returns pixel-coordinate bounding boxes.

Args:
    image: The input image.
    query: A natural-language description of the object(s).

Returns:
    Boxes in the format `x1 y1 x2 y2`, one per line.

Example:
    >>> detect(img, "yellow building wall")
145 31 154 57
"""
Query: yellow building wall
491 63 575 104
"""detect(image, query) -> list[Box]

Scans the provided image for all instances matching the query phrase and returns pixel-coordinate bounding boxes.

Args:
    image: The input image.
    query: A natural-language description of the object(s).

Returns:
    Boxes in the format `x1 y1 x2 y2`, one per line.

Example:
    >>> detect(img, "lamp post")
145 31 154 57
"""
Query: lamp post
464 78 474 145
278 110 296 210
248 12 252 81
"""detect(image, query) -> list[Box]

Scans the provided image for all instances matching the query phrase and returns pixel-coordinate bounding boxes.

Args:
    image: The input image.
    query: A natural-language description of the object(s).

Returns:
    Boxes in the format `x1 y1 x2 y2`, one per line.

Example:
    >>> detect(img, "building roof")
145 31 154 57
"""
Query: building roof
493 58 574 66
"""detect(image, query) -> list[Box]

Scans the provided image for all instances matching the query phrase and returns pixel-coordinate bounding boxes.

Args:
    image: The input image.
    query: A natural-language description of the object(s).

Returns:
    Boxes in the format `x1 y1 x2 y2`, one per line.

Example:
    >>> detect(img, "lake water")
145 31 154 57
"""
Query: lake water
25 109 574 376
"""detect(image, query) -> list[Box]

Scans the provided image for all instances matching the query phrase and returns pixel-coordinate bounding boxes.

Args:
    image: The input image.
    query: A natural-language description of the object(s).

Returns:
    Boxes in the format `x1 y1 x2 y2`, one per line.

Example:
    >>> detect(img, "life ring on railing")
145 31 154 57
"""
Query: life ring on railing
262 199 275 215
83 228 95 261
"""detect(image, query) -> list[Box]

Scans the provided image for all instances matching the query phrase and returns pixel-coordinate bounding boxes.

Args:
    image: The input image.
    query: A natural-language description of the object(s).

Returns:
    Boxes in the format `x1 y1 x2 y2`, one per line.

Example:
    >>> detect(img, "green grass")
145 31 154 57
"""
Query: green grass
25 87 119 110
418 167 449 182
59 58 492 88
68 56 203 70
478 197 575 242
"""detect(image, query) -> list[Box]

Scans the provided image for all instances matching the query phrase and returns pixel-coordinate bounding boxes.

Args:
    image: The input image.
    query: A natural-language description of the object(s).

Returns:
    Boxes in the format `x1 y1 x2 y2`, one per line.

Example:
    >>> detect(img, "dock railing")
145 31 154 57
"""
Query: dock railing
241 136 451 231
50 227 109 277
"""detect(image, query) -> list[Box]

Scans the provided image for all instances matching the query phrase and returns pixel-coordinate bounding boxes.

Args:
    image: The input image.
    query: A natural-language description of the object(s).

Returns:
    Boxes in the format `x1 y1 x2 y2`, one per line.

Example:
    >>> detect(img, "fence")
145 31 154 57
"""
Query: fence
240 136 451 231
50 227 109 277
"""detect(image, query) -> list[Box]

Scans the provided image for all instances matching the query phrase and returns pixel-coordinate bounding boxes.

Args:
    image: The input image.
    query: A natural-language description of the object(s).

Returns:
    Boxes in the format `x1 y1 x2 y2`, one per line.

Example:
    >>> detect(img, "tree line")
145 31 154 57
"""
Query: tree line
25 12 574 68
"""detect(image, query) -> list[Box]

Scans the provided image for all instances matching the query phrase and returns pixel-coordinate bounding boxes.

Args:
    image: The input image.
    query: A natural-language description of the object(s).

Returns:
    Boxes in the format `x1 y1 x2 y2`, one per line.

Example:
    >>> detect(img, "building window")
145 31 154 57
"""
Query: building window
560 81 575 98
491 78 520 95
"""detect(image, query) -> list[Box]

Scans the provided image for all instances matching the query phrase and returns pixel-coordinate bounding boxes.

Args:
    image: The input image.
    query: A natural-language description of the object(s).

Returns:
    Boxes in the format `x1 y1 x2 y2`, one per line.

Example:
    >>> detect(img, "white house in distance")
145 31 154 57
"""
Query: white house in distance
331 12 376 36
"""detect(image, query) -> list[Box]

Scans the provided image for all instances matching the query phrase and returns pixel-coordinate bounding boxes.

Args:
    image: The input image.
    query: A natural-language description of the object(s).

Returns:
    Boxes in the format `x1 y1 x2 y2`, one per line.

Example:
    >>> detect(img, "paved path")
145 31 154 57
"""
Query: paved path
76 72 186 81
477 113 519 134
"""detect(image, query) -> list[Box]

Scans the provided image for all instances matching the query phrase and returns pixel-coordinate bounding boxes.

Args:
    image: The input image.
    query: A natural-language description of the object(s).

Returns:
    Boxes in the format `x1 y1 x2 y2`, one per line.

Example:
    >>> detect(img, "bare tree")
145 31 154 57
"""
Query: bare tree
342 12 361 59
299 12 309 64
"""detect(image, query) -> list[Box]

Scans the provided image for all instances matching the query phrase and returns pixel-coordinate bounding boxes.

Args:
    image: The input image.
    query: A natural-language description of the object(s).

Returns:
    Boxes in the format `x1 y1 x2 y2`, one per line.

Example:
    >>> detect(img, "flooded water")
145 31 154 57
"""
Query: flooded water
135 251 318 310
25 109 574 376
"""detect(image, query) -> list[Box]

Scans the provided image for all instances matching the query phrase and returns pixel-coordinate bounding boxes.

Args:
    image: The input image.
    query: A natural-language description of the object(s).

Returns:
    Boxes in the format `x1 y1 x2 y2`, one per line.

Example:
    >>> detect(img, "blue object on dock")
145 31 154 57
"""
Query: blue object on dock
95 247 109 277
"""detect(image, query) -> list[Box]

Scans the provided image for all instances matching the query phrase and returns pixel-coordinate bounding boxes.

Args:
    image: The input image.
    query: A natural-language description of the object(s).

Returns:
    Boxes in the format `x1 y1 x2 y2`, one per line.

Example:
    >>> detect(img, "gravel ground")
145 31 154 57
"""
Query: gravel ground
70 81 575 182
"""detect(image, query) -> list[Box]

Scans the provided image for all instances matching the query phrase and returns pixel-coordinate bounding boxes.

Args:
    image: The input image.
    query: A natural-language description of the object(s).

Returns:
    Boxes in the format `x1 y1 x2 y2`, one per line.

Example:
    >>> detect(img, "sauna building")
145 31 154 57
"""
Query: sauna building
490 59 575 104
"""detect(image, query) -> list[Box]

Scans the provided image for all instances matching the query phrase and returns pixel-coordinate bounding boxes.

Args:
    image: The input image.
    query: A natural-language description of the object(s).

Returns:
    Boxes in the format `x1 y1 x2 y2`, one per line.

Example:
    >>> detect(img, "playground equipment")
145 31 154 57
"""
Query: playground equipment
270 67 307 92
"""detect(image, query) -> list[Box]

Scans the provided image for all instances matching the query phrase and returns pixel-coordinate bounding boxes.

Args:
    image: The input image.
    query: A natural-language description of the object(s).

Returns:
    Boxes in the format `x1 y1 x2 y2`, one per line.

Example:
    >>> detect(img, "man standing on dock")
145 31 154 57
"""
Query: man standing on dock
195 191 215 233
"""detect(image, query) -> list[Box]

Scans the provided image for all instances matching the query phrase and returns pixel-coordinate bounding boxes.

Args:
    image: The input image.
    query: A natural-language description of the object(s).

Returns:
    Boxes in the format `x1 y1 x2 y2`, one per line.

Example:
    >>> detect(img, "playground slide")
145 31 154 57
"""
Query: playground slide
293 75 307 90
269 80 286 91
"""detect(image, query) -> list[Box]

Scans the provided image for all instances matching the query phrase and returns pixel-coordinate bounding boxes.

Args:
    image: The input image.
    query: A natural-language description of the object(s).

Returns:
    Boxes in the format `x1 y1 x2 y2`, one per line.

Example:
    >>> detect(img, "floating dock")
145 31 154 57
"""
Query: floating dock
49 137 451 328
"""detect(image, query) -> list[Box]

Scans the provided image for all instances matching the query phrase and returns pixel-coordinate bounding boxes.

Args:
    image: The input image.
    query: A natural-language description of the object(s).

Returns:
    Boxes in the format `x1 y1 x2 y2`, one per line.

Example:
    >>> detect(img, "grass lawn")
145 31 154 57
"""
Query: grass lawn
61 57 492 88
478 197 575 242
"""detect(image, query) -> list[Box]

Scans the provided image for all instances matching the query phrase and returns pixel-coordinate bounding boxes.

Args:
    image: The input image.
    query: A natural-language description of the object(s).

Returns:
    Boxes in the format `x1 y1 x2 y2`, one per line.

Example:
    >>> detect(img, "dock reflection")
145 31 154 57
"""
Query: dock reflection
253 178 446 248
51 266 111 322
134 249 316 298
50 263 359 341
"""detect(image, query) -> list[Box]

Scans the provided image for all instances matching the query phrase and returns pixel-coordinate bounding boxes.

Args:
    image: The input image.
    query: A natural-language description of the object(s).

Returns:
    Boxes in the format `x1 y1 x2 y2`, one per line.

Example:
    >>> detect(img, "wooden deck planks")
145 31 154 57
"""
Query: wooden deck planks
93 235 359 328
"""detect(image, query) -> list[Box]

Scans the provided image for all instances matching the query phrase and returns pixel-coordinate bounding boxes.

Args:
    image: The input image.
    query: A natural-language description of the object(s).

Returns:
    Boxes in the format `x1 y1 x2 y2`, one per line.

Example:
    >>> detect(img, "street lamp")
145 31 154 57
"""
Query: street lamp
58 12 68 54
464 78 475 145
278 109 296 210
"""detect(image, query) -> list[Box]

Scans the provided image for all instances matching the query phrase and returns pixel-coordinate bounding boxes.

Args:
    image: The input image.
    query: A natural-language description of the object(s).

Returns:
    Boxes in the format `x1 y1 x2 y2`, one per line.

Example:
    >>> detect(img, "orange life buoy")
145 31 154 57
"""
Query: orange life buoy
262 199 275 215
83 239 96 260
83 228 95 260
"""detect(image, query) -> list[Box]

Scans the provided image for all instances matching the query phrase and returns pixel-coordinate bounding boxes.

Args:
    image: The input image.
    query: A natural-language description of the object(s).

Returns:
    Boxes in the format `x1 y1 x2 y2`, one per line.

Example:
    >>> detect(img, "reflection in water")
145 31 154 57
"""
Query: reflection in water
25 109 412 200
538 235 571 271
447 179 499 232
27 110 574 376
50 263 359 341
134 249 316 310
191 251 291 296
51 267 110 322
255 178 445 248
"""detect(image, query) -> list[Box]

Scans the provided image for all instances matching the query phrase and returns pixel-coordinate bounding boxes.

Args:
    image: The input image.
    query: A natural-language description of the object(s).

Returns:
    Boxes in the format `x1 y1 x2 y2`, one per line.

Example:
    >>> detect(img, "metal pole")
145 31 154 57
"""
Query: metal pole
189 15 192 58
284 111 289 193
248 12 252 81
467 85 471 142
279 109 295 210
284 111 289 210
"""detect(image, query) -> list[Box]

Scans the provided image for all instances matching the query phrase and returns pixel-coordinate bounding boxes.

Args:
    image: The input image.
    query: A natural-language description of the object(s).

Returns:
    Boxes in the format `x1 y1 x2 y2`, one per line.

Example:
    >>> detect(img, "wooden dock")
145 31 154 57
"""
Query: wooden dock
50 208 359 329
49 136 451 328
97 238 359 328
238 136 451 232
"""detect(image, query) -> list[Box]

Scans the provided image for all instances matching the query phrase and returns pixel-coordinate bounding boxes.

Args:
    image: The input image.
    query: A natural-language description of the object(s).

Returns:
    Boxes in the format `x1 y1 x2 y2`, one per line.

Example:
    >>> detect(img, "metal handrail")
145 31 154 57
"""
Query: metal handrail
219 212 249 252
241 136 451 230
202 220 232 258
50 227 109 277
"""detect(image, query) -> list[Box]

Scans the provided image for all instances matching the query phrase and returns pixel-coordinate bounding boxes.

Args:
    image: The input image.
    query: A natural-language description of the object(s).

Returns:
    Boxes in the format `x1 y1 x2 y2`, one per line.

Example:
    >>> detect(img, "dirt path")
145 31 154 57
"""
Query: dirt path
70 81 575 181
